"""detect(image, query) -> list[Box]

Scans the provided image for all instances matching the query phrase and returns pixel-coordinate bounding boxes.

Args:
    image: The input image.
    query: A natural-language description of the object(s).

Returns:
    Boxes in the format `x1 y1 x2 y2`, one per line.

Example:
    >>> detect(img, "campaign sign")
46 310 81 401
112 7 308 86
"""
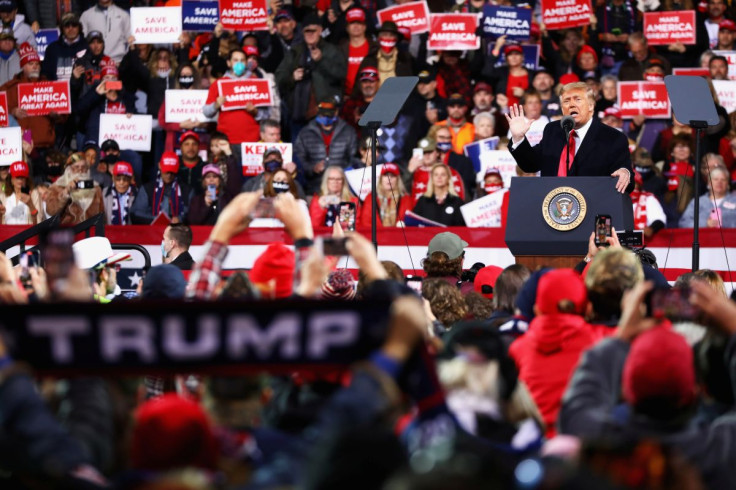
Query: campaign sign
130 7 182 44
541 0 592 30
17 80 71 116
182 0 219 31
713 80 736 114
672 67 710 77
493 44 539 70
464 136 500 173
460 189 507 227
219 0 268 31
99 114 153 152
427 13 479 51
618 81 671 119
240 142 293 177
218 79 272 110
377 1 430 35
0 127 21 166
35 28 59 61
478 150 518 187
0 92 7 127
345 165 385 201
643 11 696 45
481 5 532 41
165 90 215 123
713 50 736 80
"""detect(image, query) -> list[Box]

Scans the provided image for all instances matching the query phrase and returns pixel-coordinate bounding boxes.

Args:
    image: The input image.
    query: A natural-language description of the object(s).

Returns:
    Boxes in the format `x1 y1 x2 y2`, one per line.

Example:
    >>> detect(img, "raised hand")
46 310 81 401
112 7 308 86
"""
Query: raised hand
505 104 533 144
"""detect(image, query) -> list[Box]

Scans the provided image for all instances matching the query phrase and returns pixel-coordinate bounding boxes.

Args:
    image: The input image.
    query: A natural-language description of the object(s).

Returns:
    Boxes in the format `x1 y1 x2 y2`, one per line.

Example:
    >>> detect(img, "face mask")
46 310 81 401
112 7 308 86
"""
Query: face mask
232 61 246 76
644 73 664 82
272 181 290 194
635 165 652 176
485 183 503 193
246 59 257 72
264 159 282 173
316 114 337 127
157 69 171 78
47 164 63 177
179 76 194 89
161 240 169 259
379 37 397 54
436 141 452 153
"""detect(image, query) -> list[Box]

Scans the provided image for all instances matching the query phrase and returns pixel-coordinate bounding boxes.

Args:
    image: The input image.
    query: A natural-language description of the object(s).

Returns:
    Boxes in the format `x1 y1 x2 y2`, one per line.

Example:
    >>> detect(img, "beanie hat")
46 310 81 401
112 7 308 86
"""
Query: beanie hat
18 42 40 67
142 264 186 299
159 151 180 173
474 265 503 300
130 394 218 471
622 326 696 409
101 63 119 79
576 44 598 64
321 269 356 300
536 268 588 315
249 242 295 299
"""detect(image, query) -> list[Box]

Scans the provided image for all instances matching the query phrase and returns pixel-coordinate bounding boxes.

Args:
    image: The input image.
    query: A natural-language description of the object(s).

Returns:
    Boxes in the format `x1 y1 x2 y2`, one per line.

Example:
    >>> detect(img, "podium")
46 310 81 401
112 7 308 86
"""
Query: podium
505 177 634 270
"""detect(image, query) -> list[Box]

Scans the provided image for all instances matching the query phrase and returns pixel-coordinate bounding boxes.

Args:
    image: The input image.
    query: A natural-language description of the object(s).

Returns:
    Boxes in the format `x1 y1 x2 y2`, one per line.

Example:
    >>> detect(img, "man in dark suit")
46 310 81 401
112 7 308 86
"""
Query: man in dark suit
162 224 195 270
506 81 633 194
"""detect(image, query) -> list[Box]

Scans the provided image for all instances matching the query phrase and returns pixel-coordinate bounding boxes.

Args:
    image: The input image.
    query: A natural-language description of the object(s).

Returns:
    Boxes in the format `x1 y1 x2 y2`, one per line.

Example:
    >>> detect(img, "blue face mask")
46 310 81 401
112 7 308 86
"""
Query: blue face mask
316 115 337 127
436 141 452 153
161 240 169 259
232 61 246 76
264 159 282 173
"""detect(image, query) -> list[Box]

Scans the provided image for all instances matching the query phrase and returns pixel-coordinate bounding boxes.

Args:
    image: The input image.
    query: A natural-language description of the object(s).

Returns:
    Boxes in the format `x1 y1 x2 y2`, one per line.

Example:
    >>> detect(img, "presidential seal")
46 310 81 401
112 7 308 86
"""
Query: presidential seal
541 187 587 231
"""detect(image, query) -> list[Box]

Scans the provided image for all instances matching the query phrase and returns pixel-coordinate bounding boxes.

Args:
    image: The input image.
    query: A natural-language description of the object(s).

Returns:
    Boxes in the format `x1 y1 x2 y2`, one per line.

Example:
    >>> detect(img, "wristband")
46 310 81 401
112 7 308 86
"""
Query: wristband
294 238 314 249
30 209 38 216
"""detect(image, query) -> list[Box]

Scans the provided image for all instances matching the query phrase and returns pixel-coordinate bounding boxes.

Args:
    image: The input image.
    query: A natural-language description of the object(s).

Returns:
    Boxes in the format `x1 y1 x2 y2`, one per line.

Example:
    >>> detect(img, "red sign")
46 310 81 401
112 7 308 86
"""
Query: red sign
541 0 592 30
218 79 272 111
643 11 696 45
377 1 430 35
618 81 671 119
0 92 7 127
673 67 710 77
219 0 268 31
427 13 479 51
17 80 71 116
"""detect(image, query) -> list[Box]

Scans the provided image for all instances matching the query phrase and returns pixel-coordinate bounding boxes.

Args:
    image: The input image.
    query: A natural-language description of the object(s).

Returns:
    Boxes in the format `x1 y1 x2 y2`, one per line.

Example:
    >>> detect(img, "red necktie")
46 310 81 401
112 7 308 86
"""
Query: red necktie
558 130 576 176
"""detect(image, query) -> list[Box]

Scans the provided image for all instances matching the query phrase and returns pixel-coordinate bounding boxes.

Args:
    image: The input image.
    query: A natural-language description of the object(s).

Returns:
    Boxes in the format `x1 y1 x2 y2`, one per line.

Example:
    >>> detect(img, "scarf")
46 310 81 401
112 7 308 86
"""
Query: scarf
152 176 181 219
111 187 134 225
630 189 649 230
378 194 399 227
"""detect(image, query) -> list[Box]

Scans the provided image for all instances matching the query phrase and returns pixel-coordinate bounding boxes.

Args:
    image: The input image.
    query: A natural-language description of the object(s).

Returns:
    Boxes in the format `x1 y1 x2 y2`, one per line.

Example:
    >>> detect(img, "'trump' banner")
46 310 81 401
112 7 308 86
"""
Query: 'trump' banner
618 81 671 119
0 300 391 375
541 0 592 30
241 142 293 177
182 0 219 31
130 7 182 44
377 1 430 35
17 80 71 116
481 5 532 40
643 11 696 45
218 79 272 110
219 0 268 31
427 13 479 51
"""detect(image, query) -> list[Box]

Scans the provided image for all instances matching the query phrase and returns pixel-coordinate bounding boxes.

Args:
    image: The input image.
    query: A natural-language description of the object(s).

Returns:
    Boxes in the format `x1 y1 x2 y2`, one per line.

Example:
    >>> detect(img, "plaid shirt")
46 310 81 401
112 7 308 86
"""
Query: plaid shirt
186 240 228 300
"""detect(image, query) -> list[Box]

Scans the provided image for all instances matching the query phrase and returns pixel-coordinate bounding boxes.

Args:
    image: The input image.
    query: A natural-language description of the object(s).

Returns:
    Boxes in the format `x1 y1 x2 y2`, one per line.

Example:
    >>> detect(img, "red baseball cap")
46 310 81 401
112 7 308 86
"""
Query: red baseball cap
603 106 622 119
720 19 736 32
535 268 588 315
112 161 133 177
159 151 180 174
559 73 580 85
474 265 503 299
504 44 523 56
474 82 493 94
9 160 28 178
244 45 259 57
359 66 379 81
179 130 200 144
576 44 598 64
381 162 400 176
346 7 365 23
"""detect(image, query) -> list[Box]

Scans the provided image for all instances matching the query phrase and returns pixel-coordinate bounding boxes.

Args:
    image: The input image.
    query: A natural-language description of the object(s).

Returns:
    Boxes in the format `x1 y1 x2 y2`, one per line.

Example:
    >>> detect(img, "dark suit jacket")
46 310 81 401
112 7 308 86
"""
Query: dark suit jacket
170 251 195 271
509 117 634 193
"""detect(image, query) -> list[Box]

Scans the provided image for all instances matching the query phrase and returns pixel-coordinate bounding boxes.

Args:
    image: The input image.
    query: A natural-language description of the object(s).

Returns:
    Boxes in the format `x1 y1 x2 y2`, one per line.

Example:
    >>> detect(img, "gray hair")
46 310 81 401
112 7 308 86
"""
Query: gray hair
472 111 495 129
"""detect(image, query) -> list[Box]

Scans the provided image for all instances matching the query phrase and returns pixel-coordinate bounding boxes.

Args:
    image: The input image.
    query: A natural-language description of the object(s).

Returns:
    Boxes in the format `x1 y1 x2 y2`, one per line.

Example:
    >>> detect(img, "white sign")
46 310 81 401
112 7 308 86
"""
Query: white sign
460 189 507 227
713 80 736 114
240 142 293 177
478 150 518 186
130 7 182 44
345 165 384 201
99 114 153 152
0 127 21 166
164 90 214 123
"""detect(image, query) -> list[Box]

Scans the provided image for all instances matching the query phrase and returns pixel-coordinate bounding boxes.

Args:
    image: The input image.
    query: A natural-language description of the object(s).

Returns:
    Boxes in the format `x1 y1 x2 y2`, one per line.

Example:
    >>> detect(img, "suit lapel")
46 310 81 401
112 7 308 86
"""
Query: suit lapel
571 118 600 175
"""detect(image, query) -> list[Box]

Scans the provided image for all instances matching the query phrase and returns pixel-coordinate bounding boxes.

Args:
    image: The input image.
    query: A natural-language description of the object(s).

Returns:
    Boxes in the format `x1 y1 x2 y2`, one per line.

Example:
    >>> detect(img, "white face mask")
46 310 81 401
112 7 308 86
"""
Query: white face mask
157 68 171 78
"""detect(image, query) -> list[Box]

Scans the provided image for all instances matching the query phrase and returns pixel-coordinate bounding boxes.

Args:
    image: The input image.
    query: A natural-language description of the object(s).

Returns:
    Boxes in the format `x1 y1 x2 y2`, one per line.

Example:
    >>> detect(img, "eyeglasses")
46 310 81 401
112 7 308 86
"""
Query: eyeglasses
327 177 343 182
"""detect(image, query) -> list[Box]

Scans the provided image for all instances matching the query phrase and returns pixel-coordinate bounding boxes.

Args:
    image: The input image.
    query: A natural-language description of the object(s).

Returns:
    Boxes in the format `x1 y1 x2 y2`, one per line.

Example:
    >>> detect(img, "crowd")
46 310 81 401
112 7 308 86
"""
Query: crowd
1 0 736 232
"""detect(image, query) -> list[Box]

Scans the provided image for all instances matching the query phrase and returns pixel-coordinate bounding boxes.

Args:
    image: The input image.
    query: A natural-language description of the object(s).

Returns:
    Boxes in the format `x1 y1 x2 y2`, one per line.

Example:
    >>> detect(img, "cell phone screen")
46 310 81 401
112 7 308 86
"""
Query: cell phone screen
41 228 75 295
76 180 95 190
647 287 700 322
338 202 356 231
594 214 612 247
319 237 349 256
251 197 276 219
106 81 123 91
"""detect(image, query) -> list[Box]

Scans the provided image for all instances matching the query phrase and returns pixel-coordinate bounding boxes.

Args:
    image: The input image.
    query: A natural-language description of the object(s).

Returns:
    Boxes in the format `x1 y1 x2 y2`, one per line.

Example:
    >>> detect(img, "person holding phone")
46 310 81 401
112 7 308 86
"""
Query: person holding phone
187 164 232 226
308 165 359 228
0 160 43 224
44 152 105 225
251 169 309 227
75 63 135 146
359 163 412 228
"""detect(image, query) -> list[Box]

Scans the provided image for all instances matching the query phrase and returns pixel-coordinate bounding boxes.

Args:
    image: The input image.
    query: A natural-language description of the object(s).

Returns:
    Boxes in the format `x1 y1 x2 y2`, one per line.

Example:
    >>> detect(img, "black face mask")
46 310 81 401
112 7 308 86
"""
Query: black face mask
179 76 194 89
264 159 282 173
272 181 290 194
46 164 63 176
102 154 119 165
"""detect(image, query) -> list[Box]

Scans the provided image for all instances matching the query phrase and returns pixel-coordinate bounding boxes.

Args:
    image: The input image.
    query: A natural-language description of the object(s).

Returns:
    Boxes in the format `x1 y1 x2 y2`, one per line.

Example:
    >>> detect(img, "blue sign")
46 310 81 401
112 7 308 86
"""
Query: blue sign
494 44 539 71
182 0 219 32
464 136 500 173
35 28 59 61
482 5 532 41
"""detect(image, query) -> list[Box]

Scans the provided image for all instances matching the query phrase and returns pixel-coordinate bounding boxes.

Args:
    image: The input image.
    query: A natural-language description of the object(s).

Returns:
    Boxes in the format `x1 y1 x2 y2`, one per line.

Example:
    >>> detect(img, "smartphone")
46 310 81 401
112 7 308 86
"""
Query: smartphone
412 148 423 160
22 129 32 144
207 184 217 201
40 228 75 296
19 251 32 290
317 237 349 256
20 186 30 195
405 275 423 294
646 287 700 322
594 214 612 247
251 197 276 219
338 202 356 231
106 80 123 91
76 180 95 189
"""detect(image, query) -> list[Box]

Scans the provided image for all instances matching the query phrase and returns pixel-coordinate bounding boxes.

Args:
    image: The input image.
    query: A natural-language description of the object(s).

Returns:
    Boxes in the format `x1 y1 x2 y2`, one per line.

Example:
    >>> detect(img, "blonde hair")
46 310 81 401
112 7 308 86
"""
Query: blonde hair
319 165 354 201
560 81 596 106
377 171 407 200
423 163 459 198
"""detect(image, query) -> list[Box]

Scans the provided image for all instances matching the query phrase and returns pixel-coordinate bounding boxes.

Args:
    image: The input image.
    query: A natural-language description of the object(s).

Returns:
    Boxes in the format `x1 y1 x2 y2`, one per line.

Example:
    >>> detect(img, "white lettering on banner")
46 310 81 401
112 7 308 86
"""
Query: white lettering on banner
99 114 153 151
163 316 220 359
307 312 359 357
0 127 22 165
713 80 736 113
429 33 476 40
484 17 529 28
27 317 89 363
101 317 156 362
393 10 416 20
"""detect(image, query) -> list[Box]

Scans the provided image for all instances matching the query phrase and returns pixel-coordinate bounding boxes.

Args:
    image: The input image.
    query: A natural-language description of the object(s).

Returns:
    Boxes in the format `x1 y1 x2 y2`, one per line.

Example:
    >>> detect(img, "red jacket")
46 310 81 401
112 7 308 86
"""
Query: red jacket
309 194 360 229
358 193 412 228
509 313 597 439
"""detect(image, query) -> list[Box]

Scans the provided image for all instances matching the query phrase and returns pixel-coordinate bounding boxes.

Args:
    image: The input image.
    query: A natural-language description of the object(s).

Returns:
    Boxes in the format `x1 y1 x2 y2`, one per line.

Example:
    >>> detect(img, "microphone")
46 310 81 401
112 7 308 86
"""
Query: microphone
560 115 574 135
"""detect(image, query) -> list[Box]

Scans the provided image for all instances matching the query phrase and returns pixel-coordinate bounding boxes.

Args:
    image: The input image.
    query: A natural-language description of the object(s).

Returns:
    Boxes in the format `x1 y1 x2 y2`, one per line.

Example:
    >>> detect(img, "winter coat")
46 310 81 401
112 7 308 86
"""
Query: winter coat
79 4 131 63
8 14 36 48
0 51 20 86
294 118 357 193
44 183 105 225
41 36 87 81
74 84 136 144
22 0 81 29
0 73 55 147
